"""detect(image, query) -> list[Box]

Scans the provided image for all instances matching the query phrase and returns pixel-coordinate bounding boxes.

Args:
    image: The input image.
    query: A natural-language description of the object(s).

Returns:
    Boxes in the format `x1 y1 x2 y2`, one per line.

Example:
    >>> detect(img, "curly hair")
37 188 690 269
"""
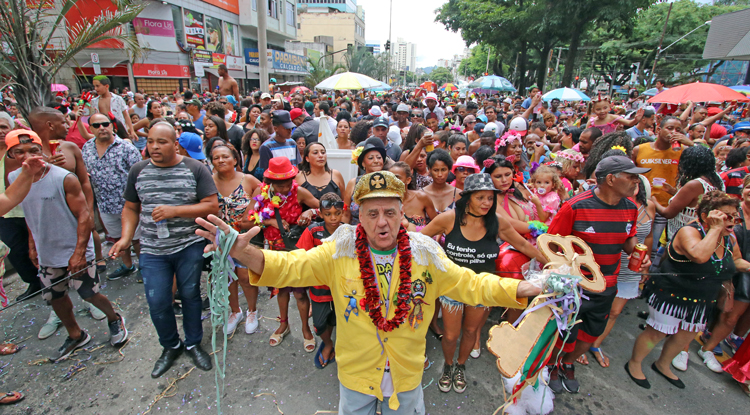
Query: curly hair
559 148 584 173
583 131 634 179
725 147 750 170
241 128 269 158
676 145 723 189
696 190 739 223
530 165 564 196
350 120 373 145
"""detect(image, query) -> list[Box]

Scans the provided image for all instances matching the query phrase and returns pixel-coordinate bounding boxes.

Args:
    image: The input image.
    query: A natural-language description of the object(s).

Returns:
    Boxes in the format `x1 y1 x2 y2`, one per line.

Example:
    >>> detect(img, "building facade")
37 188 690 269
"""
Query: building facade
394 38 416 72
296 7 365 65
62 0 305 94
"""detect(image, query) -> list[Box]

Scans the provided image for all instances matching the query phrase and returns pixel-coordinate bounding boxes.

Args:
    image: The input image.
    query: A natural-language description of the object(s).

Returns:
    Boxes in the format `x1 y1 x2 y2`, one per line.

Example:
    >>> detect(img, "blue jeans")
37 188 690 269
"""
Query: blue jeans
140 241 205 348
338 384 425 415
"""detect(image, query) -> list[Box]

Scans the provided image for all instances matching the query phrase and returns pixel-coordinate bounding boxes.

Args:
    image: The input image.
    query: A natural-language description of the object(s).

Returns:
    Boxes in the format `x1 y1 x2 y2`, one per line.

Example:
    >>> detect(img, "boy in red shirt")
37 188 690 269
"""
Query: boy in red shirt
296 192 345 369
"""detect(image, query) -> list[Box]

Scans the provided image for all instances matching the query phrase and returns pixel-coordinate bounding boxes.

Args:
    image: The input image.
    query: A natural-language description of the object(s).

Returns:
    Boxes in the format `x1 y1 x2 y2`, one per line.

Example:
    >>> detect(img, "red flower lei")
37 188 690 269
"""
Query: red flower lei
355 224 412 332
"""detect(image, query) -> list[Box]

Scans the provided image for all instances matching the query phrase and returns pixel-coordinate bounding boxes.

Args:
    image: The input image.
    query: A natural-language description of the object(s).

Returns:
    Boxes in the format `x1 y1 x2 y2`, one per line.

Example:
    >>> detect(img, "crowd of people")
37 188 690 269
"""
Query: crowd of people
0 71 749 411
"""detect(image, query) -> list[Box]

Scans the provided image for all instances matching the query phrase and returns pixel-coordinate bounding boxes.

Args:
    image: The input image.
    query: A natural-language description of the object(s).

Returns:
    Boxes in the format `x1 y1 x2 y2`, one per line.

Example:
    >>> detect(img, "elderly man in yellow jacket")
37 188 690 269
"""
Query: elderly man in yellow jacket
196 170 542 415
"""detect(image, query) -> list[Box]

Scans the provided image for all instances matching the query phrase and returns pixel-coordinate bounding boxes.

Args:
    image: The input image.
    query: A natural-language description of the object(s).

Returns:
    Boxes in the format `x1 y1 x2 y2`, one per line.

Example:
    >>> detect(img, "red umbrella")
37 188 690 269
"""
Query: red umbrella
647 82 749 104
291 86 311 94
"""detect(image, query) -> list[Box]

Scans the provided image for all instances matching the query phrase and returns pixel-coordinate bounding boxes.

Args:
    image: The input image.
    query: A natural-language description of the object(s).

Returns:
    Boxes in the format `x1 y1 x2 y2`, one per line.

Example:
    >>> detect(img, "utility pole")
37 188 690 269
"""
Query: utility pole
650 2 673 86
386 0 393 84
485 44 491 74
258 0 269 92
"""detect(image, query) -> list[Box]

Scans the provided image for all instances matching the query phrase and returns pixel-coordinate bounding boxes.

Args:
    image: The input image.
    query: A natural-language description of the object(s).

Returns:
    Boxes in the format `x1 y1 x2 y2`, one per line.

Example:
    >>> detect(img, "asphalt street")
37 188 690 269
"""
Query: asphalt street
0 253 747 415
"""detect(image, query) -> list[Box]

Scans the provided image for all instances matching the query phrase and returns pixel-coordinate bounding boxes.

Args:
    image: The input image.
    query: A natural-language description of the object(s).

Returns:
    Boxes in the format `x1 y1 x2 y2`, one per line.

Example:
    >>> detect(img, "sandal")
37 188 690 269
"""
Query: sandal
576 353 590 365
0 343 19 356
269 320 290 347
590 347 609 368
428 325 444 341
314 342 335 369
0 392 24 405
303 336 316 353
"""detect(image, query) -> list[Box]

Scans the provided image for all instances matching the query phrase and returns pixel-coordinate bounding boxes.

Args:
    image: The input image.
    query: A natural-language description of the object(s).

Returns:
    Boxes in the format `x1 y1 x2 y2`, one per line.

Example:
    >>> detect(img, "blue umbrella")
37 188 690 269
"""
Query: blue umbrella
468 75 516 92
642 87 668 97
541 87 590 102
366 81 393 92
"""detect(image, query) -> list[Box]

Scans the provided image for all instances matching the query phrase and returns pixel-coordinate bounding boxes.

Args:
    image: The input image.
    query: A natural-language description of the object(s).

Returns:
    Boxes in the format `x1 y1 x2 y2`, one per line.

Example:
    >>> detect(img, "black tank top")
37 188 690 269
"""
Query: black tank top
301 170 341 200
443 210 499 274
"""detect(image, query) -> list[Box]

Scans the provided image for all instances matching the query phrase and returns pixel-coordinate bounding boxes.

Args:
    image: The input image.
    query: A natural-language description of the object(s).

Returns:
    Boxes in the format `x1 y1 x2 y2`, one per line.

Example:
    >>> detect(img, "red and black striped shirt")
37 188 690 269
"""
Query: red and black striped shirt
297 222 334 302
720 166 749 199
548 189 638 288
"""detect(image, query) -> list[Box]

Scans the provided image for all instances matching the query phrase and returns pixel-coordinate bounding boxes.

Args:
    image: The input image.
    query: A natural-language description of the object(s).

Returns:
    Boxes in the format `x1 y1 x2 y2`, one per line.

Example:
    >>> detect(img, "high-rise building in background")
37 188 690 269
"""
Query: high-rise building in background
394 37 416 72
296 0 365 65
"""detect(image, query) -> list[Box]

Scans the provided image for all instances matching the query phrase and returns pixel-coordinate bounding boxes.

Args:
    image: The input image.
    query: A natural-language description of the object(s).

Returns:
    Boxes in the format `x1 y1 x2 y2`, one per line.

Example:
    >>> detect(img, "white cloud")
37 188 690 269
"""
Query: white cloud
357 0 467 68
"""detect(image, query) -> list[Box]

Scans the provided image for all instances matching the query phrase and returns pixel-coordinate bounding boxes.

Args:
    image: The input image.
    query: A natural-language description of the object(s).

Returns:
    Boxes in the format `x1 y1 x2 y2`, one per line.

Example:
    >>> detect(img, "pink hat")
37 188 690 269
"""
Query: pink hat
452 155 479 173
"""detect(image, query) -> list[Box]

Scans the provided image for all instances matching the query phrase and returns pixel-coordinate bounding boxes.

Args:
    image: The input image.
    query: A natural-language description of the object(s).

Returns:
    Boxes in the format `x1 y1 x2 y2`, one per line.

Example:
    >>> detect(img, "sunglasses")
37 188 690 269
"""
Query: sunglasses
455 166 476 173
321 200 345 210
91 122 111 129
726 213 743 224
220 101 228 104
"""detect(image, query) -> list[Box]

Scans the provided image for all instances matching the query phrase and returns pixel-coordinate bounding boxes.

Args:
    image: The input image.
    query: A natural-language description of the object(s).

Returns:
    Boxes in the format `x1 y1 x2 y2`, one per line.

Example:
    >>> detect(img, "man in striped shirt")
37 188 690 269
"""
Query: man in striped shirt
547 156 651 394
259 110 302 171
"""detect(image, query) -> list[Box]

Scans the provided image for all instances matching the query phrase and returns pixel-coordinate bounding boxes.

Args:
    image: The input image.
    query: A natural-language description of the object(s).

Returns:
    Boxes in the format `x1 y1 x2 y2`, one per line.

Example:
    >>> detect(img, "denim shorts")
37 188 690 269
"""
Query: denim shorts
439 295 486 313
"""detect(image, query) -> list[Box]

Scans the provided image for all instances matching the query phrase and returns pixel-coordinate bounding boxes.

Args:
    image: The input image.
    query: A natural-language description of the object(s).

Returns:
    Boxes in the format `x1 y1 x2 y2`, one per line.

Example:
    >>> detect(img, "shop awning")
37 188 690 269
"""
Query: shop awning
703 8 750 60
81 58 129 68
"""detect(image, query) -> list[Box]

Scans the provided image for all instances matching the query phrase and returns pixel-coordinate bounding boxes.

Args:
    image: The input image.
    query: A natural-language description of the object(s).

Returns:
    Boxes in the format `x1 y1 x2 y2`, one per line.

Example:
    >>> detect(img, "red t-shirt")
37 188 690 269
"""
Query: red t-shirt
66 121 91 149
548 189 638 288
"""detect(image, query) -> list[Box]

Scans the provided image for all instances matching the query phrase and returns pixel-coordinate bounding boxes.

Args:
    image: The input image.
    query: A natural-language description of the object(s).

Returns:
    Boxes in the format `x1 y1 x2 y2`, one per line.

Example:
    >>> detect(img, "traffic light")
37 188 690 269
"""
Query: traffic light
575 76 579 81
385 40 391 52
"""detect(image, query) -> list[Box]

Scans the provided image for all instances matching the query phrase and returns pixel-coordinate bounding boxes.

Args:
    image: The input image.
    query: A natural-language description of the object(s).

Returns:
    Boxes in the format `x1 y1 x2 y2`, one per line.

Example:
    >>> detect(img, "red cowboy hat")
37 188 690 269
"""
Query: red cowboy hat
264 157 298 180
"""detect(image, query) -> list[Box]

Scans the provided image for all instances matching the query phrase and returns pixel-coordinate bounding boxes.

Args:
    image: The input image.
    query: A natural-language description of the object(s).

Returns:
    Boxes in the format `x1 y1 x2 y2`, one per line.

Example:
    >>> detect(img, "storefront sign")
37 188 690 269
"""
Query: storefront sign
193 50 213 64
201 0 239 15
223 23 238 56
65 0 123 49
212 53 226 67
244 48 272 65
183 9 205 48
132 64 190 78
271 50 308 73
226 55 243 71
204 16 224 54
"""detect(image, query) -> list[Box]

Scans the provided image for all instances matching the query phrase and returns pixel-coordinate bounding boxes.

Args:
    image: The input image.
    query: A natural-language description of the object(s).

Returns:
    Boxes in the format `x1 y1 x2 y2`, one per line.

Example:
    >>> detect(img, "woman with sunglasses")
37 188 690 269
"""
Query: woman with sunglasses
697 175 750 375
210 143 261 336
627 191 749 390
241 128 269 182
295 142 345 202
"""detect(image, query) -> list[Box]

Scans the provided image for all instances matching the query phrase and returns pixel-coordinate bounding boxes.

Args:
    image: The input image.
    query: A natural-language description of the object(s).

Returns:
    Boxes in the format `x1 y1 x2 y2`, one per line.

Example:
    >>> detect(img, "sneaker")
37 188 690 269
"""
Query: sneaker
548 365 564 394
224 310 244 335
560 363 580 393
452 363 467 393
88 303 106 320
245 310 259 334
470 348 481 359
38 311 61 340
173 303 183 318
697 348 724 373
438 363 453 392
107 264 135 281
724 336 744 354
672 351 689 371
202 297 210 311
50 330 91 362
701 330 724 355
108 314 129 346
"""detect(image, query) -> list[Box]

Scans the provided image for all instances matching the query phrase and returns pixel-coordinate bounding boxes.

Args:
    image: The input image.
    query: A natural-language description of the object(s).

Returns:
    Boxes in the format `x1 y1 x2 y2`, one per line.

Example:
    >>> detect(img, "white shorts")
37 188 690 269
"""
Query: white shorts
616 281 640 300
99 212 142 241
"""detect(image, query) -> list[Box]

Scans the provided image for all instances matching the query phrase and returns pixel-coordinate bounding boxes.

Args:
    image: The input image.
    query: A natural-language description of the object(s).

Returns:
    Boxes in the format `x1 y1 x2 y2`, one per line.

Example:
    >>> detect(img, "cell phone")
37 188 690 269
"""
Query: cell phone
578 179 591 191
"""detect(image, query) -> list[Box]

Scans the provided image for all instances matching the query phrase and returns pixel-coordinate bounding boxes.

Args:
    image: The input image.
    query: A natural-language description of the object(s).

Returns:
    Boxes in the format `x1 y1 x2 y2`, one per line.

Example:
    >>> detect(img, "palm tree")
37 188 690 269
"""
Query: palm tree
0 0 145 118
343 47 388 80
305 58 345 89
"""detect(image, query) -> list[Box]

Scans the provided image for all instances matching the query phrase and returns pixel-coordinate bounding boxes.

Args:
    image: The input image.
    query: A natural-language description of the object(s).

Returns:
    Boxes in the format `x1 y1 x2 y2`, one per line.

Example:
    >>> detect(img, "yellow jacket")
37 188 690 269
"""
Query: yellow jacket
249 226 527 410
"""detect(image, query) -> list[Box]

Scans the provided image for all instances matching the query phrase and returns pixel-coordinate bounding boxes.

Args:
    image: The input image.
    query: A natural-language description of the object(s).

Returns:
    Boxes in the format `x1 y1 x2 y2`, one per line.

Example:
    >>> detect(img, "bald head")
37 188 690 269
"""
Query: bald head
150 122 177 141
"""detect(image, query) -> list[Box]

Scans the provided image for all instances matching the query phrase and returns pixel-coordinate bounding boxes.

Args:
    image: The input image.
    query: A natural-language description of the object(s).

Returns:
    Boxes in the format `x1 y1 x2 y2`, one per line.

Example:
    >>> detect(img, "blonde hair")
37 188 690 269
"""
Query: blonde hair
558 149 584 172
542 112 556 124
531 165 564 197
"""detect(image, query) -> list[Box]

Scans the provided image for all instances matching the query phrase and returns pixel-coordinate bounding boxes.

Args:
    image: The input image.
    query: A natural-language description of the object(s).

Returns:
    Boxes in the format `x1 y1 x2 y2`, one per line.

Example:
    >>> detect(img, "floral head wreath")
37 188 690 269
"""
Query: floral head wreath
610 145 627 153
495 130 523 152
556 150 585 163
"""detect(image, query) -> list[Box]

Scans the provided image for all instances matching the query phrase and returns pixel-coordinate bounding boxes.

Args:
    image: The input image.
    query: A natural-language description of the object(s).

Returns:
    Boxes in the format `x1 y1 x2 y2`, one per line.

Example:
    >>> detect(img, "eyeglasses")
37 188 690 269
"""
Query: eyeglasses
320 200 344 210
91 122 111 129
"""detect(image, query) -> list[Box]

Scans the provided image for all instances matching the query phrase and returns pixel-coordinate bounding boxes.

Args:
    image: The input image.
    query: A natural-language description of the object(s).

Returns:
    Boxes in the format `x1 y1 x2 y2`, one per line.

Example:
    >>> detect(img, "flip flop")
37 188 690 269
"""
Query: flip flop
0 392 24 405
576 353 590 365
0 343 19 356
314 342 335 369
269 326 290 347
589 347 609 368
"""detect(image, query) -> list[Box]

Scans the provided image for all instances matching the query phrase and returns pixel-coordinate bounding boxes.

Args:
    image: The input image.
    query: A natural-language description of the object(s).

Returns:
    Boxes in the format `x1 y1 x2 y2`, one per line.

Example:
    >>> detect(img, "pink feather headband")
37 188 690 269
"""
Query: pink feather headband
495 130 523 152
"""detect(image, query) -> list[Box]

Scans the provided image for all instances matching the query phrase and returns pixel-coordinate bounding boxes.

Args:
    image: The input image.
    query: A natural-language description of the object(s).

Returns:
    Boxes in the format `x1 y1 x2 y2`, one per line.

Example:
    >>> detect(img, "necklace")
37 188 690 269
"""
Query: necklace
355 224 412 332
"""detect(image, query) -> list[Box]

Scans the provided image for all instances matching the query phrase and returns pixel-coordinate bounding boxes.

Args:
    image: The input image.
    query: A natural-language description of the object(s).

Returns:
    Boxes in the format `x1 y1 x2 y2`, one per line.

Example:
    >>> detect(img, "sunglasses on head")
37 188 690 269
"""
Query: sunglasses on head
320 200 345 210
91 122 111 129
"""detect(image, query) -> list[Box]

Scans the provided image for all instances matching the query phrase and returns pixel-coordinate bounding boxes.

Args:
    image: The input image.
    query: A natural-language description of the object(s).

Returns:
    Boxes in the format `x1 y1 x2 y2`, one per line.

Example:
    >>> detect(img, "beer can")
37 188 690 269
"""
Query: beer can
628 244 648 272
671 140 681 151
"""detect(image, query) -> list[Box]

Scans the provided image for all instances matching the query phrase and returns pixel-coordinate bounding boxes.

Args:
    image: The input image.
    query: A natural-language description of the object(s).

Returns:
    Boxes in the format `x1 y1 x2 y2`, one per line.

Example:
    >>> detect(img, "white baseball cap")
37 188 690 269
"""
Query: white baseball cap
261 93 272 100
508 117 527 133
504 98 513 105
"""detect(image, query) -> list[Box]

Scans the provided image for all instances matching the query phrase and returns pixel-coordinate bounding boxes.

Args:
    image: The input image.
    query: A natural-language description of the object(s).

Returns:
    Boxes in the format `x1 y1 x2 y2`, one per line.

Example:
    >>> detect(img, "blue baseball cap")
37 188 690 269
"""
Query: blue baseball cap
224 95 237 106
178 132 206 160
732 121 750 134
